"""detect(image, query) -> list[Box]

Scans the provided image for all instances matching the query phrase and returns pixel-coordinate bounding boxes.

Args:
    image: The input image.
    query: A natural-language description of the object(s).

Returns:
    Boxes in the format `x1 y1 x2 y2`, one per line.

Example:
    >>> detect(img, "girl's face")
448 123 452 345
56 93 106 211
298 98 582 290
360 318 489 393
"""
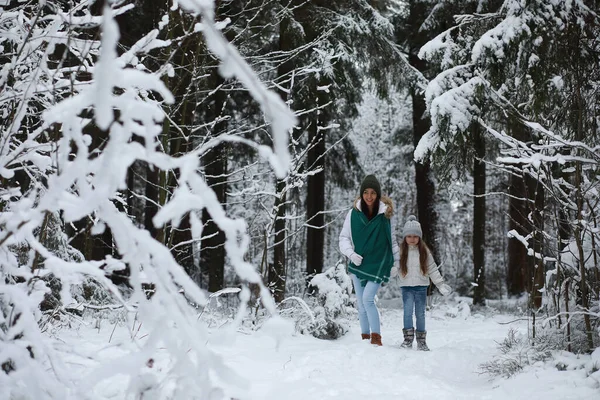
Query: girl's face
405 235 420 246
362 188 377 209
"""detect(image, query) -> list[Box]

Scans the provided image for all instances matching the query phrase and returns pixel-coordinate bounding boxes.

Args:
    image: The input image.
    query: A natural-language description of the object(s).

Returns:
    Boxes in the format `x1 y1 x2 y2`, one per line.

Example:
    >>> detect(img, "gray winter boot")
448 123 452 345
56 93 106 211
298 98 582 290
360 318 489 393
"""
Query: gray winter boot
416 331 430 351
401 328 415 349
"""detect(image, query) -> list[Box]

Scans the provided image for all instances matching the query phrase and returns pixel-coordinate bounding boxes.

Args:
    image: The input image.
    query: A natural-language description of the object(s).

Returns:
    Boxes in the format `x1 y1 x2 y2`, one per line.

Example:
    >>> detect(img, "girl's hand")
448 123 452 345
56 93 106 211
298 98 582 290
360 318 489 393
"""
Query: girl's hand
437 283 452 296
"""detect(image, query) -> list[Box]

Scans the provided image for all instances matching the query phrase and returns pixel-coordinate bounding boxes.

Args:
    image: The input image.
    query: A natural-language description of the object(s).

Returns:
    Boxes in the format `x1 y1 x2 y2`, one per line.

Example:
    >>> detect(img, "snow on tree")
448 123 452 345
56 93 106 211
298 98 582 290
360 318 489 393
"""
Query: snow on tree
418 0 599 350
1 0 296 398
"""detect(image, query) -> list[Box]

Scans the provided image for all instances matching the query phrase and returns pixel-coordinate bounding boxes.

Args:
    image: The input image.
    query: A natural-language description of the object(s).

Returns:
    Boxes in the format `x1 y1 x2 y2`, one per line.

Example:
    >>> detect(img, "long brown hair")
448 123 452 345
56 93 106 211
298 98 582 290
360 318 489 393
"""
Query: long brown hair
399 237 430 277
353 195 394 219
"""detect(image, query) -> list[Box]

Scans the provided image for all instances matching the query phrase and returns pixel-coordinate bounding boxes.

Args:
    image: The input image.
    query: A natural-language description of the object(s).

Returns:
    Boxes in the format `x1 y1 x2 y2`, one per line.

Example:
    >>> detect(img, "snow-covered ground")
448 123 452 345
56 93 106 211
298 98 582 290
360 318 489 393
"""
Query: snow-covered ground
54 299 599 400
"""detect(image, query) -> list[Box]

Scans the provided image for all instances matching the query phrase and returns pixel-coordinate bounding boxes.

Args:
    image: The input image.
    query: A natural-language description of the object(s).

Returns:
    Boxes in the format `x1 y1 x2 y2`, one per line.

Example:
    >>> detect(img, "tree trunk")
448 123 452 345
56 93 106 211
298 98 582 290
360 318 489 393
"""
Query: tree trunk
472 124 486 306
305 132 326 279
201 164 227 292
573 67 594 349
506 118 531 297
407 5 439 262
526 173 545 309
506 172 529 296
115 0 167 246
305 79 327 280
165 19 197 282
271 178 287 302
201 71 227 293
169 137 195 281
145 164 160 239
410 88 439 262
270 11 296 301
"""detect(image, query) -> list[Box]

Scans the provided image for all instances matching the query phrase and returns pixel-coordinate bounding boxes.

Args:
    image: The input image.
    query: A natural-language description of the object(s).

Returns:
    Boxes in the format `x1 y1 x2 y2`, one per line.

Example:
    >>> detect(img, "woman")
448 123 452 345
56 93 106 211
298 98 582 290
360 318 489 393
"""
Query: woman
339 175 399 346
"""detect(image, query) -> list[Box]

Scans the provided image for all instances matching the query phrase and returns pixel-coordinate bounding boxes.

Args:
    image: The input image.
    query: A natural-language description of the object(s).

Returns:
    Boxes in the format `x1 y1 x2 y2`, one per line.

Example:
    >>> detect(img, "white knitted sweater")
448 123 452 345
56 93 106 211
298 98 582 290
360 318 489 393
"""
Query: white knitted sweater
391 245 445 287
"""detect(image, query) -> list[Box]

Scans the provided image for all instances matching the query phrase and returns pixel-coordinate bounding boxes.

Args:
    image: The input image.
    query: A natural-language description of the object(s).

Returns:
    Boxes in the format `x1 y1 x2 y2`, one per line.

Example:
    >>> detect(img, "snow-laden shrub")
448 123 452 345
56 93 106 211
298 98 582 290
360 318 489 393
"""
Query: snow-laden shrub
481 297 600 380
543 273 600 354
482 328 600 388
276 261 353 340
480 328 556 378
306 261 354 340
557 308 600 354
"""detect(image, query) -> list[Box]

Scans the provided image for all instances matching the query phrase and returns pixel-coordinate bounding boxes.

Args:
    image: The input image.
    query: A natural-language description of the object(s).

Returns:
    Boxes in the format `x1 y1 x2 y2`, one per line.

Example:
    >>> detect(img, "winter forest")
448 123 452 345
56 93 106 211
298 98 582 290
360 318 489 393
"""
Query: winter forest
1 0 600 398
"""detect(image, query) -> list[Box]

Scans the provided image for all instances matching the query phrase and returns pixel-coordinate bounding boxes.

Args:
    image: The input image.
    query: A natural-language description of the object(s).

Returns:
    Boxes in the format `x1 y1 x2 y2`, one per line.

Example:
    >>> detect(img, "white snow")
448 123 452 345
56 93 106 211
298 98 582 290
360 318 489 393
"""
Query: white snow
49 300 599 399
1 2 298 398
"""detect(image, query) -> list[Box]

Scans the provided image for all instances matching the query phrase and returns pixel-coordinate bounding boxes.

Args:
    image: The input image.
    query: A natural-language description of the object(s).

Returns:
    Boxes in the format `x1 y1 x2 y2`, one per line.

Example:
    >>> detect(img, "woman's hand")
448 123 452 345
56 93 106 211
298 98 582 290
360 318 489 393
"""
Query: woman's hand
350 253 363 266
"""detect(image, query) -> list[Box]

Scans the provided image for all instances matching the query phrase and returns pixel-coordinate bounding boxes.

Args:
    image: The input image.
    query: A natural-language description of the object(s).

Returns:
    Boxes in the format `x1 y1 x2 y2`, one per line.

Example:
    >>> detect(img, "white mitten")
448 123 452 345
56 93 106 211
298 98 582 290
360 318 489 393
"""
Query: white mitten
437 283 452 296
350 253 363 266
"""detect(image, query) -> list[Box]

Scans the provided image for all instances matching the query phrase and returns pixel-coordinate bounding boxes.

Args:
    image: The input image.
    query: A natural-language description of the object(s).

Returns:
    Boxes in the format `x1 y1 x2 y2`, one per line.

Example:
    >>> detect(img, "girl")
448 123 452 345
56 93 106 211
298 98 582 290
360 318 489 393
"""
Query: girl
394 215 451 351
339 175 399 346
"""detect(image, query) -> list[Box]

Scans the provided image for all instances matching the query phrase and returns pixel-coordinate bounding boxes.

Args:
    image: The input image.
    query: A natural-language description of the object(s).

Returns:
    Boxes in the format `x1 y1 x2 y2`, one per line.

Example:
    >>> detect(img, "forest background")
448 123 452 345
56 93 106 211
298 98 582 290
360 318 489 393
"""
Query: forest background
1 0 599 398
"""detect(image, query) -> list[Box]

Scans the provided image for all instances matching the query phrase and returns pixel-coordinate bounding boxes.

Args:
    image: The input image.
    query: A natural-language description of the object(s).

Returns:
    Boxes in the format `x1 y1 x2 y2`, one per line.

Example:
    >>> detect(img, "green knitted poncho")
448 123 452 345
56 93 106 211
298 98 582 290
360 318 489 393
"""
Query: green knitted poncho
347 208 394 285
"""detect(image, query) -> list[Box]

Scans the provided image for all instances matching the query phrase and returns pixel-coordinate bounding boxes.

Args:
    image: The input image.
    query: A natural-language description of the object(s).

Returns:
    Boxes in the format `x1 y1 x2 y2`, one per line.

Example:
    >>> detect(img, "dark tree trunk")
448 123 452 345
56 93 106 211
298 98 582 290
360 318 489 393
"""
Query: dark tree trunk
507 171 544 308
573 69 593 349
526 174 545 309
410 88 439 262
201 72 227 293
305 79 327 280
406 1 439 263
271 179 287 302
507 172 529 296
67 123 119 281
270 11 297 301
115 0 167 244
169 134 195 280
171 213 195 279
127 166 135 215
201 162 227 292
506 120 534 297
164 16 199 282
472 124 486 306
145 165 160 239
115 0 165 48
283 1 326 281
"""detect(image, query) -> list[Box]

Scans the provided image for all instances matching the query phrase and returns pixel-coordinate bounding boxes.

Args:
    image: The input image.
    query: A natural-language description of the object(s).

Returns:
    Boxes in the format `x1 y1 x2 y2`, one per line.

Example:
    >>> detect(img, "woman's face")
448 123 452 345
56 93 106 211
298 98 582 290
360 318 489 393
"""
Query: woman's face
405 235 420 246
362 188 377 209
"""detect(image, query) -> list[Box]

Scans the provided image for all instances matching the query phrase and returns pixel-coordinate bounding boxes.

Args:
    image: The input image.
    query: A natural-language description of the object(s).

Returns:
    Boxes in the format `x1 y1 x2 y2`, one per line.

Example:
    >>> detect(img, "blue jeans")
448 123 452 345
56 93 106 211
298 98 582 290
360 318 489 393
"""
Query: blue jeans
351 274 381 334
401 286 428 332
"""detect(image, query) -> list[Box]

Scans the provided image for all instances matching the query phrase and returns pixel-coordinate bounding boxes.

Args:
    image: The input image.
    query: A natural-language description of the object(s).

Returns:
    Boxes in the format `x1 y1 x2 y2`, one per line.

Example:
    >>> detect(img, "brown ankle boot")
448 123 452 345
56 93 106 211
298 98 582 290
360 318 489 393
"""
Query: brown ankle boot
361 333 371 340
370 332 382 346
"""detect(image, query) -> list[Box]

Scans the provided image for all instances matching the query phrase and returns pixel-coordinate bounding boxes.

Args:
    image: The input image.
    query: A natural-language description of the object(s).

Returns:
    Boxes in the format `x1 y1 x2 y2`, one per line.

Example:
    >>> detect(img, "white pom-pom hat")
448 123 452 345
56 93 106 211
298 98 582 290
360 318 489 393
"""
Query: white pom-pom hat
402 215 422 238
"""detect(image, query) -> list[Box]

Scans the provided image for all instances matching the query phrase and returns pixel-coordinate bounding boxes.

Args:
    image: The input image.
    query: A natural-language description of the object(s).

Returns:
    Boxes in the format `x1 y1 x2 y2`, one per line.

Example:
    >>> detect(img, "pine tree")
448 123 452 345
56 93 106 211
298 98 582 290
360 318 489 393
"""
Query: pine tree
281 0 410 279
418 0 600 348
391 0 457 263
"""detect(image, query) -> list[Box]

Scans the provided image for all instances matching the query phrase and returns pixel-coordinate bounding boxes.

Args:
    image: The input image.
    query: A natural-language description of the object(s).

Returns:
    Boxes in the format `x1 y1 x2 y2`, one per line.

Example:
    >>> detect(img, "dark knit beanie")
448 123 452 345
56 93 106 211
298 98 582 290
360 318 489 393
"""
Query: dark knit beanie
360 175 381 198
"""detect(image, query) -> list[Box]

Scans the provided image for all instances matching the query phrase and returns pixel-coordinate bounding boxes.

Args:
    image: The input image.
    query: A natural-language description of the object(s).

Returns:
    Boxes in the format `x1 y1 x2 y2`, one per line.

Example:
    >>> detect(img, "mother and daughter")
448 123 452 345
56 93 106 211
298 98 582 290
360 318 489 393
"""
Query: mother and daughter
339 175 452 349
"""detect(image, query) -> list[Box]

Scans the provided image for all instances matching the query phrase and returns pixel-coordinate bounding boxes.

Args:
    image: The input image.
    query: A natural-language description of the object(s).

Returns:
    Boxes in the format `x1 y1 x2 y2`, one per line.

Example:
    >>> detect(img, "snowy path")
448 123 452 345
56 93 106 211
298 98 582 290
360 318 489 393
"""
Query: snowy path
215 307 597 400
56 303 598 399
217 308 511 400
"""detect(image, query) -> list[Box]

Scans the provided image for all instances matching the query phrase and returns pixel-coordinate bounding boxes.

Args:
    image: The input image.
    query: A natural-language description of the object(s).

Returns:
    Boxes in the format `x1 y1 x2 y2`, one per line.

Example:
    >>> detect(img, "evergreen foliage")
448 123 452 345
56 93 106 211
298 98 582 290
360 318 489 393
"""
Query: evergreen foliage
1 1 599 396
